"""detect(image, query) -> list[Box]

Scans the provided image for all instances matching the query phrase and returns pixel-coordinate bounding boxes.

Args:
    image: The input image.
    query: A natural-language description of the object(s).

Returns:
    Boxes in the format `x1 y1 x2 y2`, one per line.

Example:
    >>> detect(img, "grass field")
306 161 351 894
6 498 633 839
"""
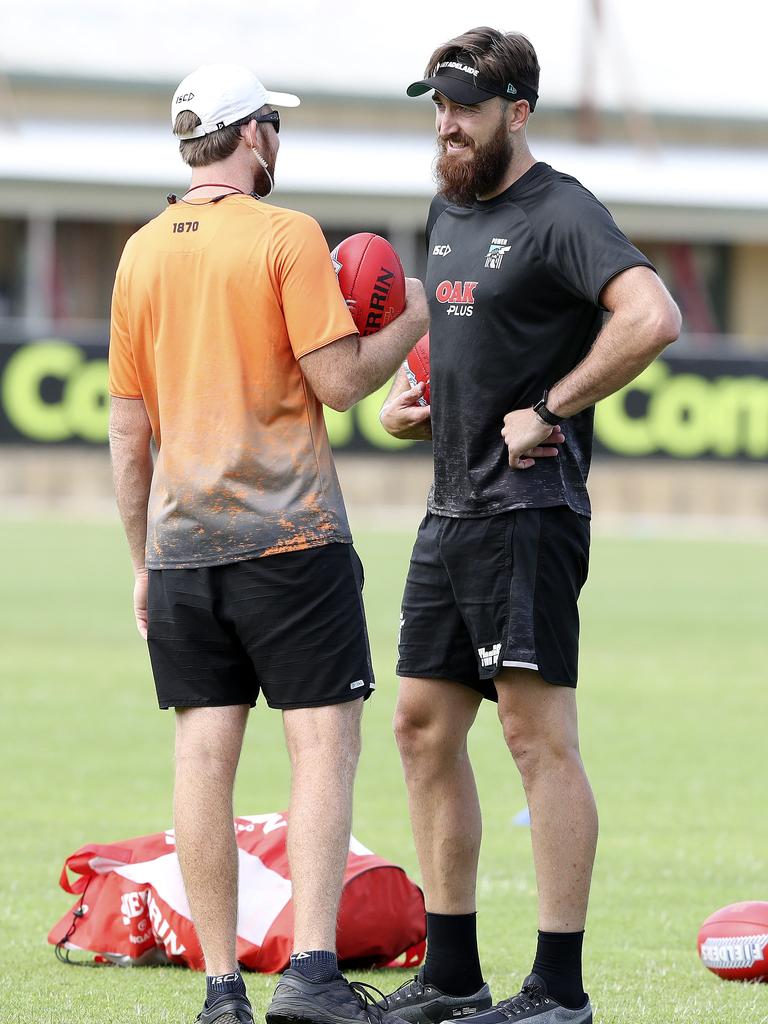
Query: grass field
1 517 767 1024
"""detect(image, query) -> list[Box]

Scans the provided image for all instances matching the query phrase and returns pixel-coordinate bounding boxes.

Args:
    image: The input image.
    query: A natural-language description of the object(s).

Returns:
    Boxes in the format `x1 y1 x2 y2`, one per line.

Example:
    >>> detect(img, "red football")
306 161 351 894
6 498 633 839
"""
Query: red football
404 332 430 406
698 902 768 982
331 233 406 337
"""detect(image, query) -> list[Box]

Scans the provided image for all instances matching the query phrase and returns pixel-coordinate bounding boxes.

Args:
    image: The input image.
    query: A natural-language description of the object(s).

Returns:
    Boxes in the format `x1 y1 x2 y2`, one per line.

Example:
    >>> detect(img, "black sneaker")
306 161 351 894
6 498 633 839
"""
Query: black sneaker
378 967 492 1023
266 967 405 1024
196 990 255 1024
470 974 591 1023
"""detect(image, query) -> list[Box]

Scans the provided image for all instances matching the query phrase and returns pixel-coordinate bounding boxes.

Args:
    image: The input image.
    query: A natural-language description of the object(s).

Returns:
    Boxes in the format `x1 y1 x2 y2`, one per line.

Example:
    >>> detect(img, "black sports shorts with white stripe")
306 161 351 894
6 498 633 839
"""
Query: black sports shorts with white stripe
397 506 590 699
147 543 374 710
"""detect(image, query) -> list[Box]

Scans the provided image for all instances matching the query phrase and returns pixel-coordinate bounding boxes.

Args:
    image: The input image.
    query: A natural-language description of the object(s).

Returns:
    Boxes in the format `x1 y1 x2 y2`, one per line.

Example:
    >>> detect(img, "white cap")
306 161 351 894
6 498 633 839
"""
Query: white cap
172 63 300 139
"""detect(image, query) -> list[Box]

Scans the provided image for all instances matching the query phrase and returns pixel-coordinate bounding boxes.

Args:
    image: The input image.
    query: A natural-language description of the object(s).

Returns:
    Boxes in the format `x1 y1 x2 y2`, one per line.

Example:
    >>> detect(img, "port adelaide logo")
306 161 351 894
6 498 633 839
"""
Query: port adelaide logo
478 643 502 669
485 237 511 270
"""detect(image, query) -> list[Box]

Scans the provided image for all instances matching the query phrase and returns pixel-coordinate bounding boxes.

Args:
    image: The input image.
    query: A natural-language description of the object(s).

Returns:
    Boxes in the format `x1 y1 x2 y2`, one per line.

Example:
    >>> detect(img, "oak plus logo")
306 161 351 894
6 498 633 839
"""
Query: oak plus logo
436 279 478 317
485 238 511 270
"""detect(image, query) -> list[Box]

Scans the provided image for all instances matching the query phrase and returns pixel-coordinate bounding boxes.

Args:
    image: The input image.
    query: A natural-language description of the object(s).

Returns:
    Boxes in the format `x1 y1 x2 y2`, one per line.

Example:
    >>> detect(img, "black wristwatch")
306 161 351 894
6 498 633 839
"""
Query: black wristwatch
532 389 563 427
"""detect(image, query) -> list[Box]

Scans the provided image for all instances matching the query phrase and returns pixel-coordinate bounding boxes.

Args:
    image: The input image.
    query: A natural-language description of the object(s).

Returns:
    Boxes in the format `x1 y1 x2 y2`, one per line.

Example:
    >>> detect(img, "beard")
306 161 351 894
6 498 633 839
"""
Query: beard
434 116 513 206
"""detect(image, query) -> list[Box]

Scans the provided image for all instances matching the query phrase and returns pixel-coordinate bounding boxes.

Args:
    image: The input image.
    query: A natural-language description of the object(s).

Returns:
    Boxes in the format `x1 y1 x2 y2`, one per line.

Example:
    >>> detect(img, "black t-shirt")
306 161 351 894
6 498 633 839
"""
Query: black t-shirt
425 161 655 518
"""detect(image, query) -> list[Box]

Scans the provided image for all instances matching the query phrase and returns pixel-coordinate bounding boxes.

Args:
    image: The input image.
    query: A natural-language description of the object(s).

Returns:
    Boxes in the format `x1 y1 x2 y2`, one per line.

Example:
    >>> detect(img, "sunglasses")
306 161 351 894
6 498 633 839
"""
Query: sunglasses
253 110 280 134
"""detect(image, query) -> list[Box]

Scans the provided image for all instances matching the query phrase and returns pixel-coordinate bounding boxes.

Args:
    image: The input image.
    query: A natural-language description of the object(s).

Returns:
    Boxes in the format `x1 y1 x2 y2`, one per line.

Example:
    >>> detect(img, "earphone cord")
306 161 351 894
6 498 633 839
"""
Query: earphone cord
251 148 274 199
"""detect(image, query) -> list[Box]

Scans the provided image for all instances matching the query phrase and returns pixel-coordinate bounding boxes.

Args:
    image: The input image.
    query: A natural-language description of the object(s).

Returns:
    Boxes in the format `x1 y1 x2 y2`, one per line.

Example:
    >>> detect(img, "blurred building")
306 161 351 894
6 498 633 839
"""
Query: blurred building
1 68 768 347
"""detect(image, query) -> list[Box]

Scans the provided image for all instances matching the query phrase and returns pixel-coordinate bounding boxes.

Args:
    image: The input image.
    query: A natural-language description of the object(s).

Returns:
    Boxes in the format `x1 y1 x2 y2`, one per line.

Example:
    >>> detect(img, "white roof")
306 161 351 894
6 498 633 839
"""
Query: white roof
1 0 768 119
2 120 768 213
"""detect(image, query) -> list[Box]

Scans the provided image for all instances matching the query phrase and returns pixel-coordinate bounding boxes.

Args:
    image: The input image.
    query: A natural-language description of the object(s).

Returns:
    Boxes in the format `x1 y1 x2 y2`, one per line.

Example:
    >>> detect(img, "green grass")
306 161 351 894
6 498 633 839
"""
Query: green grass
1 518 767 1023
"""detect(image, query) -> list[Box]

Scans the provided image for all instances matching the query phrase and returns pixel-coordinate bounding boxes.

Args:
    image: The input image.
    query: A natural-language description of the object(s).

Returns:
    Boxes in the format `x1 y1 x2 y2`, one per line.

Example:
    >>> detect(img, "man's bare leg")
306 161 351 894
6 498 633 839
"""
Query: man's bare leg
391 677 489 1001
174 704 249 975
495 667 597 1010
283 698 363 952
495 669 597 932
393 677 483 914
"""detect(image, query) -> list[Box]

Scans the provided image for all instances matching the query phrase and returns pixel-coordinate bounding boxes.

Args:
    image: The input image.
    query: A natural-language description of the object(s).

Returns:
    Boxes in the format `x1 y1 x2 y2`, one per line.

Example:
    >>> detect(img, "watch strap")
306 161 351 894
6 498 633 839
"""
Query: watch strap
533 389 562 427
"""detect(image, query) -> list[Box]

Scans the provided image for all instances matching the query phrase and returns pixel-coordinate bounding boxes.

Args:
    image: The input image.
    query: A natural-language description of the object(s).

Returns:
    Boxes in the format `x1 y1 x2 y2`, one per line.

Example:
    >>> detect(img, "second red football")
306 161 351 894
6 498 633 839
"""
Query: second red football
404 332 430 405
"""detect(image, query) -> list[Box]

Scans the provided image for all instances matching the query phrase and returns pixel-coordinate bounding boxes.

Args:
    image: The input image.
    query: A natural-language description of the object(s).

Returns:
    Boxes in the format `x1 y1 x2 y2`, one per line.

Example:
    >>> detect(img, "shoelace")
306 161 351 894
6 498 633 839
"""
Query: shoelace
349 981 390 1023
389 975 427 1003
496 984 550 1017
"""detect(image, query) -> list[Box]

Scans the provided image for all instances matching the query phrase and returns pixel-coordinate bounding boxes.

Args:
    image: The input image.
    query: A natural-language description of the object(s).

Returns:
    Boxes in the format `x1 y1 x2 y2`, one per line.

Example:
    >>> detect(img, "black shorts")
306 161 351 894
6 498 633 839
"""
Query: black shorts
397 507 590 699
147 543 374 710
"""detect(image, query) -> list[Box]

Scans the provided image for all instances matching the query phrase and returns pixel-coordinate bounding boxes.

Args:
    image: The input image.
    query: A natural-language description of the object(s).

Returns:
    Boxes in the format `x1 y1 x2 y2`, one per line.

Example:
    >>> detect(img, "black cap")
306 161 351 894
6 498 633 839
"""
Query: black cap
407 57 538 111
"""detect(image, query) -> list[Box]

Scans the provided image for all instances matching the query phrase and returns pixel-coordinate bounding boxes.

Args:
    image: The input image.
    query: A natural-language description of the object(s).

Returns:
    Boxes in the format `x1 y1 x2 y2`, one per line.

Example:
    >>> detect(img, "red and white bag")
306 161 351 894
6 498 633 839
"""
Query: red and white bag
49 813 425 972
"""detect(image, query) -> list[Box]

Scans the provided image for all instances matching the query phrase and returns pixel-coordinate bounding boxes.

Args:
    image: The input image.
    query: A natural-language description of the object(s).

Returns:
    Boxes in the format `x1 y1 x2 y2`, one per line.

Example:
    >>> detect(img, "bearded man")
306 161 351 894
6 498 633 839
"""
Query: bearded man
377 26 681 1024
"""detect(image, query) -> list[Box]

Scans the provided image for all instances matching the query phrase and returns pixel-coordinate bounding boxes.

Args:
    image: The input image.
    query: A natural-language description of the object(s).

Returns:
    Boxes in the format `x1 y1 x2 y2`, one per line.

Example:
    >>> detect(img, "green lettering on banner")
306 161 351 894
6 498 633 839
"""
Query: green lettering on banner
2 341 81 441
649 373 711 458
66 359 110 442
2 341 766 461
710 377 768 459
594 361 665 456
596 362 768 460
1 340 110 443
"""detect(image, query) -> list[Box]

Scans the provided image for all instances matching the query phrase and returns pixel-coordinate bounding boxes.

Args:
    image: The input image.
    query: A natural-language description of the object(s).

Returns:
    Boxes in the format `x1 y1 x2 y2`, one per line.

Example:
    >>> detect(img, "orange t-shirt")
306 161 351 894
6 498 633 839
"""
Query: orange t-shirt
109 195 356 569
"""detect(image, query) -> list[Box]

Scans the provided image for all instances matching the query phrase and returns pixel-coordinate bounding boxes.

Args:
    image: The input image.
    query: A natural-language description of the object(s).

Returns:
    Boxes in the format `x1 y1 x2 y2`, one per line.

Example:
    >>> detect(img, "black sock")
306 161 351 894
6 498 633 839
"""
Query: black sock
290 949 339 983
206 970 246 1004
423 912 484 996
531 930 586 1010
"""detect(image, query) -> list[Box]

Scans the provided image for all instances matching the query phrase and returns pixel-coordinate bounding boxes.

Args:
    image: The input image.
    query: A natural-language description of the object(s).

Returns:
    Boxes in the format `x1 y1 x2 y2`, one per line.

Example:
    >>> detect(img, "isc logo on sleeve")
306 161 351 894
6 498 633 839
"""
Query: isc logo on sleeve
435 280 478 317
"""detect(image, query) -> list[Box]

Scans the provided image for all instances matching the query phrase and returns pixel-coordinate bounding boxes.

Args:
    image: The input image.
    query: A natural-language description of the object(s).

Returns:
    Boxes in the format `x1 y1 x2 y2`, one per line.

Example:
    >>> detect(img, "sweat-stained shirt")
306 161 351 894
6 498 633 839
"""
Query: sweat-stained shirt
108 195 356 570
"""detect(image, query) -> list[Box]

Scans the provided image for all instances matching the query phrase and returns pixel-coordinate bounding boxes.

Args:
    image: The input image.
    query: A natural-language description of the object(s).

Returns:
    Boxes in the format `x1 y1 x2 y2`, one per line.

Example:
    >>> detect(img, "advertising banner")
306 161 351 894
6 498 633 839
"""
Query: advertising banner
1 337 766 461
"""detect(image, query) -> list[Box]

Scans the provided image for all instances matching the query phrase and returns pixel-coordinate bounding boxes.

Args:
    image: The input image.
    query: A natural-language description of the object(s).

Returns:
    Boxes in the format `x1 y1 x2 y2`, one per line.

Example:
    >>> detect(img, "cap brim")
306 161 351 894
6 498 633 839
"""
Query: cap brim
266 90 301 108
406 76 498 105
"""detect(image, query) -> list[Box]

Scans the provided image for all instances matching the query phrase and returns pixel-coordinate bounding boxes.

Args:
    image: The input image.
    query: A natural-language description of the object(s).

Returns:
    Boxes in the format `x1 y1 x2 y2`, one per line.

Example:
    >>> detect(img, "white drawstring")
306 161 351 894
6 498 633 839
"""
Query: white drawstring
251 147 274 199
